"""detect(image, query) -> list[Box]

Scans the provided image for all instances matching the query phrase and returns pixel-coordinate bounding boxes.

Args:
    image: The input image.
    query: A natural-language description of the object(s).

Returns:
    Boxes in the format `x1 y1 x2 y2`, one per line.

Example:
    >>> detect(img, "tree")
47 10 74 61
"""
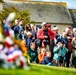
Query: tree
0 0 4 3
0 6 30 25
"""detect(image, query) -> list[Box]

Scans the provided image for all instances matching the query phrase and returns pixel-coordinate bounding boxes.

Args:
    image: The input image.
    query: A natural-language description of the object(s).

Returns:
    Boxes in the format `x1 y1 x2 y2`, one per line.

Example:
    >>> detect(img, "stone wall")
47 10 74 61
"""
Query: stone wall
51 24 71 34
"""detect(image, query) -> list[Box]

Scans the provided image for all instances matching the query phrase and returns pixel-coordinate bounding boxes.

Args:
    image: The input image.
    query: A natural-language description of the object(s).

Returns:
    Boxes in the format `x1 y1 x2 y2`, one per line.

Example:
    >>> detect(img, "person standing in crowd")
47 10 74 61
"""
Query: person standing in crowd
2 17 7 31
52 26 61 56
26 32 34 49
25 24 35 42
72 28 76 68
30 24 36 37
14 19 24 35
46 24 55 55
53 26 60 40
11 18 19 30
17 29 26 40
25 24 32 32
24 24 32 36
35 25 42 48
28 42 38 63
35 25 42 39
65 27 72 67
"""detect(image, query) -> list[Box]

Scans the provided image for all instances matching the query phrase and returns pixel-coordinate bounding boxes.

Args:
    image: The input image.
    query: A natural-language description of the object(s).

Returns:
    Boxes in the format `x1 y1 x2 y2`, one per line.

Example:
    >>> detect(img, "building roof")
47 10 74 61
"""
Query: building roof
71 9 76 18
3 2 73 24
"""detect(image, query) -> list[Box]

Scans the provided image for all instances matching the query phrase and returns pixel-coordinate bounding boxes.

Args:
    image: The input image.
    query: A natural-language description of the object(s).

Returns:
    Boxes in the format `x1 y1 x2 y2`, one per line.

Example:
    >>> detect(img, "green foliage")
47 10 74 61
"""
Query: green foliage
0 0 4 2
0 6 30 25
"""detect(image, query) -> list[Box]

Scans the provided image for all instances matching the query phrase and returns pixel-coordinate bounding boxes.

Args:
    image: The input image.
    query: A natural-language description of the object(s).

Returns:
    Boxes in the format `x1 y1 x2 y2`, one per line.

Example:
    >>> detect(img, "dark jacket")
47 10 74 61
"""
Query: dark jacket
17 33 26 40
14 25 24 34
11 25 17 30
28 48 38 63
57 36 68 48
41 56 52 64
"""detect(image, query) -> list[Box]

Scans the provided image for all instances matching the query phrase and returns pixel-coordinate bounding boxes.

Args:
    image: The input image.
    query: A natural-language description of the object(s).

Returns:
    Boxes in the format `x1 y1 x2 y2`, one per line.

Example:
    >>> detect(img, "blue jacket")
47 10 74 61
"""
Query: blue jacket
57 36 68 48
14 25 24 34
53 46 68 61
41 56 52 64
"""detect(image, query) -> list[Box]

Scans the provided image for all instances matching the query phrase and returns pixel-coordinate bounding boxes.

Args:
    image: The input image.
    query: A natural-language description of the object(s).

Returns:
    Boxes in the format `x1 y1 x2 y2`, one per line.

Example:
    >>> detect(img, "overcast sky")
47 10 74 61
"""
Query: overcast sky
35 0 76 9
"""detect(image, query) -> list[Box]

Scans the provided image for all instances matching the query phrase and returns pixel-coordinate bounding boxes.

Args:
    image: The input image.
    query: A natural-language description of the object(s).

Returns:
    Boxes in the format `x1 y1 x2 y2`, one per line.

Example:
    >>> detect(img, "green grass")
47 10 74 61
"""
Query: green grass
0 64 76 75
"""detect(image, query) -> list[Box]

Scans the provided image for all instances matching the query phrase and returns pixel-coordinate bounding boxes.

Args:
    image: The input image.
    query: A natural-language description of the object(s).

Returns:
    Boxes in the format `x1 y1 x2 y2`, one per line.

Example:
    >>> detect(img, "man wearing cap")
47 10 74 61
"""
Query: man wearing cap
2 17 7 35
37 22 55 53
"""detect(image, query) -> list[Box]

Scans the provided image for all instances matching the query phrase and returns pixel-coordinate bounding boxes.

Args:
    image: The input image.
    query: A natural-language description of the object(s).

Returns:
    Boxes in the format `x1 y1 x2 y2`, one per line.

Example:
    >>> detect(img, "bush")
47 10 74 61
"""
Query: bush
0 6 30 25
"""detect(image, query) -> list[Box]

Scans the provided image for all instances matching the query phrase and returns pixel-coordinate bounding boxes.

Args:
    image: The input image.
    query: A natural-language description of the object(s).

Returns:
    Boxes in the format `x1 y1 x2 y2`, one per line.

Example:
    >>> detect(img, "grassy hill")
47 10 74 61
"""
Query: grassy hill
0 64 76 75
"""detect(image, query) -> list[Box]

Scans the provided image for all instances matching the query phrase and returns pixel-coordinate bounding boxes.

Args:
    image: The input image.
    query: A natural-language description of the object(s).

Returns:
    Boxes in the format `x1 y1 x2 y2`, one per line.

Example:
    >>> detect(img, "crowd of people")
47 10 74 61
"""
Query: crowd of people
0 17 76 69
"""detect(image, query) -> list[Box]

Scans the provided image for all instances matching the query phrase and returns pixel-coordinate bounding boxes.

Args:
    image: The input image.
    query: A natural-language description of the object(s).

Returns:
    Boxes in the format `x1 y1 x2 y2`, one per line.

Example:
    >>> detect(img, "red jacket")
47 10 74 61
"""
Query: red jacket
67 34 72 52
37 29 55 40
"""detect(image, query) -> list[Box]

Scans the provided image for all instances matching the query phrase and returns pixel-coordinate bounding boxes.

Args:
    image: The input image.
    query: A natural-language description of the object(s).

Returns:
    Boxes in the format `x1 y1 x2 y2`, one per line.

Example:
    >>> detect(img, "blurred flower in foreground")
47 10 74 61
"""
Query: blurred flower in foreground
0 12 30 70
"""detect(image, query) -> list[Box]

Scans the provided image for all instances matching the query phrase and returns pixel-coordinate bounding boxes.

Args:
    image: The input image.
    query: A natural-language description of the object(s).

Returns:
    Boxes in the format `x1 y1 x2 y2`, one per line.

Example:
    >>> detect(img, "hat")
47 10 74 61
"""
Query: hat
47 24 51 27
41 22 46 26
47 24 51 28
53 26 58 30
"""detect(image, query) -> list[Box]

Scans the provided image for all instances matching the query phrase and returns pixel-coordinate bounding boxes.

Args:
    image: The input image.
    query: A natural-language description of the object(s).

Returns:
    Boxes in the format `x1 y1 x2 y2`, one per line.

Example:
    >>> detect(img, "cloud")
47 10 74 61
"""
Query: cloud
66 1 76 9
